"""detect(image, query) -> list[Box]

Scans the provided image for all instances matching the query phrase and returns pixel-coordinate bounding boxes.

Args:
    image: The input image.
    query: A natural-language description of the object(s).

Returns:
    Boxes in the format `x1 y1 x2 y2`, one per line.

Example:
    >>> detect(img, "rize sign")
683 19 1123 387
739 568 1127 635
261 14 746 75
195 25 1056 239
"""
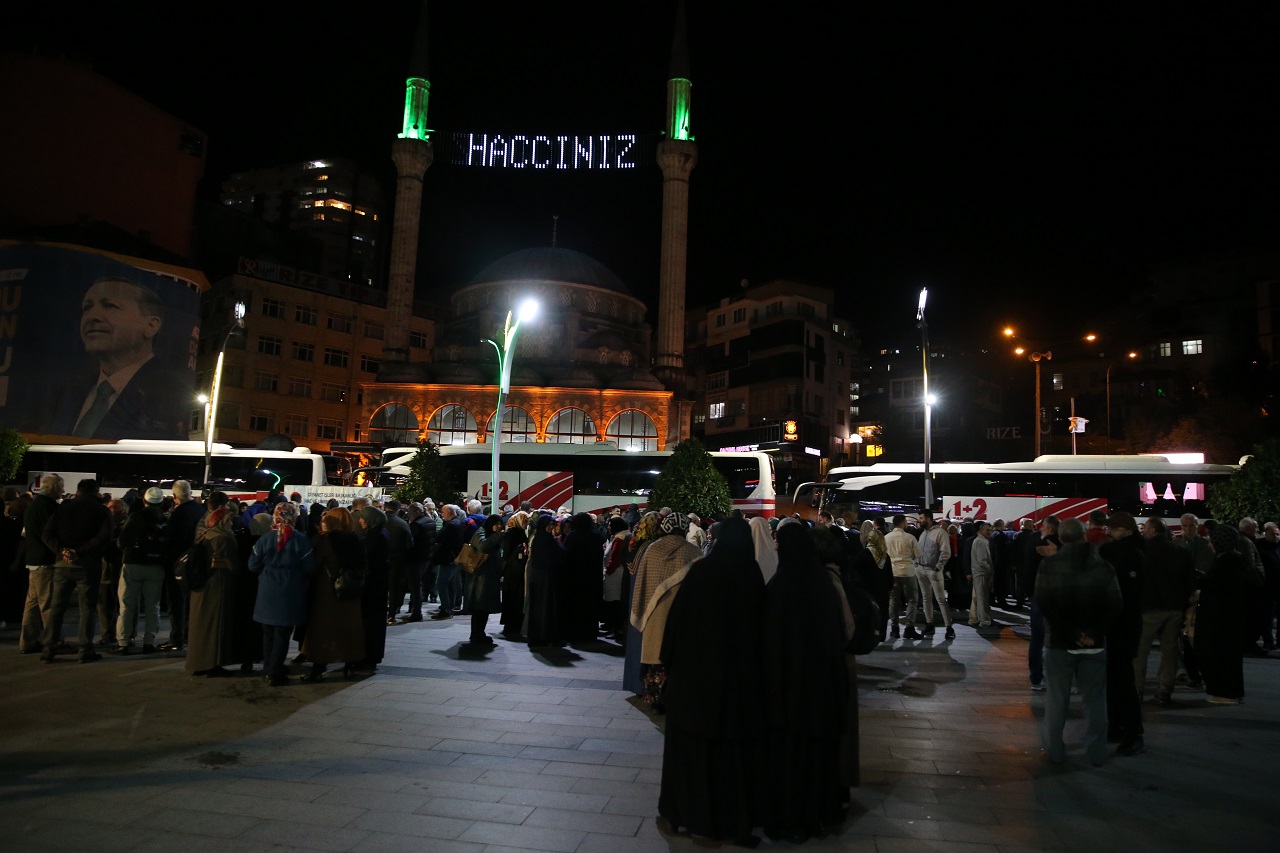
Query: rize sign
449 132 640 170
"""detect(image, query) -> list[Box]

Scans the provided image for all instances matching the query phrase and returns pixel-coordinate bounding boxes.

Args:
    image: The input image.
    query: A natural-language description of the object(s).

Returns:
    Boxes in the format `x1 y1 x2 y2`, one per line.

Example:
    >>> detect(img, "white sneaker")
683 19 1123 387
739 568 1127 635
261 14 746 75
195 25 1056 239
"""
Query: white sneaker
1031 682 1047 692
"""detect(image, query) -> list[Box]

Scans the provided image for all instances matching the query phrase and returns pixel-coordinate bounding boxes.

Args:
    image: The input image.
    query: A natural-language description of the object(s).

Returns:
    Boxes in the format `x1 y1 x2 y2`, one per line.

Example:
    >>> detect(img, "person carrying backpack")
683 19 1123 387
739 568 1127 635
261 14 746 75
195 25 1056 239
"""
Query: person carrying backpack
114 487 170 654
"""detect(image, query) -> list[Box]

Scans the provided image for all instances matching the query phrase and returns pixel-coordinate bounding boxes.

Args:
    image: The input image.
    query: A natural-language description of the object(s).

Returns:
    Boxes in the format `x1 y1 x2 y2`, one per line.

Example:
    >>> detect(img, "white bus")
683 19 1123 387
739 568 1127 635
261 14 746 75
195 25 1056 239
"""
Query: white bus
798 455 1238 527
17 440 331 501
377 442 778 517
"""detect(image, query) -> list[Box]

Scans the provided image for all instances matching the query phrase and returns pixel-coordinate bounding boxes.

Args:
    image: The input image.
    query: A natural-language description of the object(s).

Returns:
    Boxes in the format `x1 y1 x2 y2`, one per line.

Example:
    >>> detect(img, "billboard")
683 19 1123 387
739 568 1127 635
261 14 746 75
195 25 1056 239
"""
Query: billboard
0 241 202 441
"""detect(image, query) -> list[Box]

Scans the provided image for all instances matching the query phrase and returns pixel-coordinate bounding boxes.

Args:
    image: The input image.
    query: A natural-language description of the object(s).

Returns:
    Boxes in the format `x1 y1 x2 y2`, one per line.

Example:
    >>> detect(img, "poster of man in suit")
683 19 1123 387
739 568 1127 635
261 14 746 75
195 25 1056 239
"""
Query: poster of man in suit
0 241 202 441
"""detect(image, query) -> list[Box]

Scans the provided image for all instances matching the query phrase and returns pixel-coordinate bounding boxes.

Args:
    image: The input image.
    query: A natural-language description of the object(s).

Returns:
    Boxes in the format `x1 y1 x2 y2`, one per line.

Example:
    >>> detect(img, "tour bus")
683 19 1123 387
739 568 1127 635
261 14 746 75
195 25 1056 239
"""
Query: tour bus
17 441 331 501
795 455 1238 528
377 442 778 517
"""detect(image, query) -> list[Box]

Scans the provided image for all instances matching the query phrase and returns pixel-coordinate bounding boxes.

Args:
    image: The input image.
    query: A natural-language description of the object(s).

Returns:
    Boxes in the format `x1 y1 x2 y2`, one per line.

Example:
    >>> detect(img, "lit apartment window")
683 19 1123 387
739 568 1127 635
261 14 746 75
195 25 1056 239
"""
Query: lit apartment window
261 298 284 319
1053 372 1064 391
1182 339 1203 355
295 305 317 325
313 212 325 221
292 341 314 362
257 335 282 356
315 173 329 181
709 401 725 419
1159 342 1172 357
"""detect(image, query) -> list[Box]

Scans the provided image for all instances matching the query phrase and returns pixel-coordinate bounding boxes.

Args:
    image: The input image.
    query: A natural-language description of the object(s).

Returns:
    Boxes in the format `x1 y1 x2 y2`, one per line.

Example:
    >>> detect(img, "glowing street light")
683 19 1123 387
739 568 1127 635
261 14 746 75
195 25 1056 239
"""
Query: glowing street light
917 287 933 509
202 301 246 492
484 298 538 513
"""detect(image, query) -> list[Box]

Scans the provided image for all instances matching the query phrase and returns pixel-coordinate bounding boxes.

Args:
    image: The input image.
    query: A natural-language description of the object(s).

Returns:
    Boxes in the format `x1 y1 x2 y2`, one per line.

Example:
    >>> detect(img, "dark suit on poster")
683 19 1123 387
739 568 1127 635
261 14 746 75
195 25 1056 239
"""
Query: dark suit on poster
46 358 189 441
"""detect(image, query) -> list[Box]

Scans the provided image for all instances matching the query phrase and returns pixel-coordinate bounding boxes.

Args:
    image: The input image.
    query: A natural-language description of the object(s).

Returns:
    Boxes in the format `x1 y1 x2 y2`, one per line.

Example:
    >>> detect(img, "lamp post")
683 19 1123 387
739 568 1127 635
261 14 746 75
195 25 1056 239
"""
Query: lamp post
1019 350 1052 459
484 299 538 513
1105 351 1138 440
917 287 933 510
202 301 246 492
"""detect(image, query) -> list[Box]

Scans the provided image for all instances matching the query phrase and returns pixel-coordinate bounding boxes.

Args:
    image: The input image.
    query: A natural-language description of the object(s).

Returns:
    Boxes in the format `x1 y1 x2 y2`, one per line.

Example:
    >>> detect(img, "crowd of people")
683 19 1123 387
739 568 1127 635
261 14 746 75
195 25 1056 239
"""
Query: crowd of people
3 479 1276 838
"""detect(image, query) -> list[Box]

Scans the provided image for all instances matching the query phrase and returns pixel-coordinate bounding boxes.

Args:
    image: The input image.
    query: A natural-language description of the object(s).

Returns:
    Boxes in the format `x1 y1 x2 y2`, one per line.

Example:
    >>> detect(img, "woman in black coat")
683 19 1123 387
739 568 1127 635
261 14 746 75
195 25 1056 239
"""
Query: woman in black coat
499 512 530 639
468 514 505 646
762 523 851 842
561 512 605 644
658 516 765 844
524 514 564 647
1197 524 1254 703
355 506 390 672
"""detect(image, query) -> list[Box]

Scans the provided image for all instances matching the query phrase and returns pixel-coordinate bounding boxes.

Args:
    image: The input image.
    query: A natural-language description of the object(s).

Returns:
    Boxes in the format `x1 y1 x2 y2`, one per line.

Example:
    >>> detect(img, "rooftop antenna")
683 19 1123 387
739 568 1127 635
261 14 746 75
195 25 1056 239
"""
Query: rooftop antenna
551 214 559 247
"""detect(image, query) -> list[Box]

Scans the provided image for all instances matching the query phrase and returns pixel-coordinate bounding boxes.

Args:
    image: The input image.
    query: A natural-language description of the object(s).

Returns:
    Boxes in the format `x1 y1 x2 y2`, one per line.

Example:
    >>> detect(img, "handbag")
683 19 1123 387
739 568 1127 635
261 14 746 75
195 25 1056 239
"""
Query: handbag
457 530 488 574
174 531 213 592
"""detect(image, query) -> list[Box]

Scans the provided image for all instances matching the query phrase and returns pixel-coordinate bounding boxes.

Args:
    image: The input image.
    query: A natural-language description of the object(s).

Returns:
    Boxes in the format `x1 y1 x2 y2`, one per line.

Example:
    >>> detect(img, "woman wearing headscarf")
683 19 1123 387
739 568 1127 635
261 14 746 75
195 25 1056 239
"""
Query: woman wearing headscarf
623 511 662 693
524 513 565 647
602 517 631 641
749 515 778 583
657 516 765 843
355 506 390 672
185 491 248 677
631 512 704 705
561 512 606 644
248 501 316 686
813 524 861 788
762 523 852 842
1197 524 1252 704
859 520 891 641
301 507 366 681
500 511 530 639
468 514 505 647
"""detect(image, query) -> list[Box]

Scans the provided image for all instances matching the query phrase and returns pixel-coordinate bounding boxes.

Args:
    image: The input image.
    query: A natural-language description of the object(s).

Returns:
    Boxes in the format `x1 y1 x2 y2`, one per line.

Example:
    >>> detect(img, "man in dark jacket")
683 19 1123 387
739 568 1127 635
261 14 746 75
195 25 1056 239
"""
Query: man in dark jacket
1134 517 1195 704
1036 517 1123 766
401 501 437 622
1024 515 1061 691
20 473 63 654
431 504 468 620
1099 511 1147 756
384 499 415 623
40 478 113 663
161 479 204 650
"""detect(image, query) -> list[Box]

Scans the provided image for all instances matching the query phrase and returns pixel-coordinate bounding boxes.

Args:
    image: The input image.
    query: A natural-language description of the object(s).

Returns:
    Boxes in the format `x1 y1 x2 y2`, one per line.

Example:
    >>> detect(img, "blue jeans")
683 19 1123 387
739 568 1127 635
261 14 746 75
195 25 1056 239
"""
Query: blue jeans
436 562 460 615
1029 596 1045 685
1043 647 1109 764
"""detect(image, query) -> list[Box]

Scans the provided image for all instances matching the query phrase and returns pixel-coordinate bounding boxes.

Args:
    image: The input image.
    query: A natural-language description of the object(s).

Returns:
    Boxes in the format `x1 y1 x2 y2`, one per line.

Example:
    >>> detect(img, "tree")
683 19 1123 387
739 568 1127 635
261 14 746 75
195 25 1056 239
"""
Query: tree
0 428 28 483
1207 438 1280 526
393 440 463 507
647 437 732 519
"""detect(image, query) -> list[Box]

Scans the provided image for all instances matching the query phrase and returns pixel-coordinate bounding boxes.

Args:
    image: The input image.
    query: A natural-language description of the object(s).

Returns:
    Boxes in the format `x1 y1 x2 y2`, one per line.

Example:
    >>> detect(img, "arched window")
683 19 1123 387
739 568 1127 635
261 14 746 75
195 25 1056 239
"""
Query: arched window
426 404 479 445
493 406 536 442
606 409 658 451
368 403 419 445
546 408 597 444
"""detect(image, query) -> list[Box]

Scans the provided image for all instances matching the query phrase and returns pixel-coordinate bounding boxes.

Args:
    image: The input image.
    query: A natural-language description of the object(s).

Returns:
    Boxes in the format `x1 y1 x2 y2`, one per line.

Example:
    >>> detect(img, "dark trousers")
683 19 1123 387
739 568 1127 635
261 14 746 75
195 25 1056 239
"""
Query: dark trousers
97 577 120 645
1106 634 1144 739
387 559 407 618
163 569 189 644
261 623 294 678
406 560 427 617
42 565 99 656
470 611 492 643
1028 596 1045 686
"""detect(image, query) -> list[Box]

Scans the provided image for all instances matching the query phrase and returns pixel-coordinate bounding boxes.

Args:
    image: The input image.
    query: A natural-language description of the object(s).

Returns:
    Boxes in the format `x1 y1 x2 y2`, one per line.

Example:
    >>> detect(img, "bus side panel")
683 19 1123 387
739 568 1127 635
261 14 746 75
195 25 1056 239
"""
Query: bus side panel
463 469 573 512
944 495 1109 524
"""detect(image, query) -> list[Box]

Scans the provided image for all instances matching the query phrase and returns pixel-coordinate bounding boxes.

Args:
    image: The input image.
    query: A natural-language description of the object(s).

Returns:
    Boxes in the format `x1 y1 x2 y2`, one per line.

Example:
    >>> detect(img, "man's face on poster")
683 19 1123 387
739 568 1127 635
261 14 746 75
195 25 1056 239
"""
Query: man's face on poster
80 279 161 363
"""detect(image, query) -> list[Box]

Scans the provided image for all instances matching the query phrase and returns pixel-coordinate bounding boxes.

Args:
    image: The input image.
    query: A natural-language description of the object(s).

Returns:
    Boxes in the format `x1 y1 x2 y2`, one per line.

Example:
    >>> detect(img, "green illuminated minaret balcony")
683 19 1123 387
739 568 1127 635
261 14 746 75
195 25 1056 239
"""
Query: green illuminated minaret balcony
399 76 432 141
666 77 692 141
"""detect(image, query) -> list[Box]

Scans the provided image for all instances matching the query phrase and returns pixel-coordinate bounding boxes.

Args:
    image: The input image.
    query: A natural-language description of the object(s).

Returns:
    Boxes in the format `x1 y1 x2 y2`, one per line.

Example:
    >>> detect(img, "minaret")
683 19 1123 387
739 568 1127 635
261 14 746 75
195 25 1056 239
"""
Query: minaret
384 0 433 364
653 2 696 391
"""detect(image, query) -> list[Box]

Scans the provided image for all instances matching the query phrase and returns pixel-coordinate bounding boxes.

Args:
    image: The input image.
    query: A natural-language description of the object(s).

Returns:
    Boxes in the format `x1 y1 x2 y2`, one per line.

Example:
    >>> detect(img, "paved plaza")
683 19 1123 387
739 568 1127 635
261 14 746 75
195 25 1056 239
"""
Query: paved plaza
2 605 1278 852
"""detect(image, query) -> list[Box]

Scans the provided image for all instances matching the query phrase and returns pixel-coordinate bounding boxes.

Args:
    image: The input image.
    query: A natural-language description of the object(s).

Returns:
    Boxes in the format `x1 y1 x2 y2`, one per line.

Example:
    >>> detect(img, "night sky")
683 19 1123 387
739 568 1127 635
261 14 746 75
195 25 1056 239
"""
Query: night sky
6 2 1277 348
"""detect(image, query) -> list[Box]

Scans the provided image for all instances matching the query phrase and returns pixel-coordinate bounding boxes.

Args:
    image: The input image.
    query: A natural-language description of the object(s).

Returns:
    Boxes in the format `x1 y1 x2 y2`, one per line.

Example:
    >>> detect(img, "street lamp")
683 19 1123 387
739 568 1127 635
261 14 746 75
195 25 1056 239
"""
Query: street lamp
484 299 538 513
202 301 246 491
1106 351 1138 440
917 287 933 509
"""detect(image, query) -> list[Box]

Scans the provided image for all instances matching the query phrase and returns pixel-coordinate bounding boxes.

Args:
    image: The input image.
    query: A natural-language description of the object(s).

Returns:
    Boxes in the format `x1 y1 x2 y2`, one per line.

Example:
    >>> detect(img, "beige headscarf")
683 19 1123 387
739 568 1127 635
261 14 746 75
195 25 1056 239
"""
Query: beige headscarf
749 516 778 582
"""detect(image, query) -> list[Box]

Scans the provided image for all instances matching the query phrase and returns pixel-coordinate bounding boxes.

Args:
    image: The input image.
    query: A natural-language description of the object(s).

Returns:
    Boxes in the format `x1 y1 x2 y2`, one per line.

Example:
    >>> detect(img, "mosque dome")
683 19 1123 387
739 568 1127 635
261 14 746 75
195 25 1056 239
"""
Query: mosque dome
469 247 632 295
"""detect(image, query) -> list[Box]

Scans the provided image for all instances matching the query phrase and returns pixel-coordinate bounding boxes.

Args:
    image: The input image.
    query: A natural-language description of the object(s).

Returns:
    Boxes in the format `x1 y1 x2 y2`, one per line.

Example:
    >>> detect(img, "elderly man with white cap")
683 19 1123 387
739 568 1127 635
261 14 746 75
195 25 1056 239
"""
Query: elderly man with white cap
113 486 170 654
